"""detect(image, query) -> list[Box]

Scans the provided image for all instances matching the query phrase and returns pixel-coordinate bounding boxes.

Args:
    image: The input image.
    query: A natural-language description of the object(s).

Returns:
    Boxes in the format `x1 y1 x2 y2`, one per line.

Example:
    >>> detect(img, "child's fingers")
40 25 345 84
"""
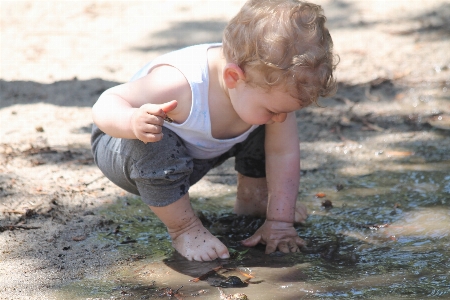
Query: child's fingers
270 238 303 254
277 241 290 253
264 241 278 254
131 111 166 143
241 234 262 247
294 236 306 247
160 100 178 113
140 100 178 117
140 121 164 133
139 132 164 144
287 240 300 252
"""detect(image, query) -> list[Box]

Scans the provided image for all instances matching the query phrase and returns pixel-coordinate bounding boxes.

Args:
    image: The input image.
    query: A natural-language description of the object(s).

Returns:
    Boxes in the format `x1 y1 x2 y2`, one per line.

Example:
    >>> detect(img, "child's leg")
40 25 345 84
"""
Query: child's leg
234 173 267 216
234 173 308 224
149 193 229 261
91 125 229 261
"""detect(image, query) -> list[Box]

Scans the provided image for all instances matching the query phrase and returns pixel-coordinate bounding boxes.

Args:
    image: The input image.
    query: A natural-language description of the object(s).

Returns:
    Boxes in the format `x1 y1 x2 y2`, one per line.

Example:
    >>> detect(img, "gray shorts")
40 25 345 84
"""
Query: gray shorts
91 125 265 207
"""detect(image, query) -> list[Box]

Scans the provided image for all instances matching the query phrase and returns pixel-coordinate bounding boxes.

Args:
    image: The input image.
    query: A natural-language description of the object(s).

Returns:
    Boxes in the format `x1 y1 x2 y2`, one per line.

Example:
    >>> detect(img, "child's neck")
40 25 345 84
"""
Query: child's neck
207 47 229 99
207 47 251 139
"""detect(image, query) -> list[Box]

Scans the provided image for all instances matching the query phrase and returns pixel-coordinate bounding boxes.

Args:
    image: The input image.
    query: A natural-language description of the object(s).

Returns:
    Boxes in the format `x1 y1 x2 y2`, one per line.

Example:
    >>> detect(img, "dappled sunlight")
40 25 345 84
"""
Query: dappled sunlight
299 270 441 298
390 206 450 239
341 206 450 246
380 161 450 173
1 0 450 298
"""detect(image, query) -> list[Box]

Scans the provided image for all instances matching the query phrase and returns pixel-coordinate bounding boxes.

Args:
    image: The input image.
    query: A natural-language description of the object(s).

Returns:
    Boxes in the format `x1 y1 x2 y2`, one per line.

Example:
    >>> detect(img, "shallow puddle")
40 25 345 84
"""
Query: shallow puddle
58 161 450 299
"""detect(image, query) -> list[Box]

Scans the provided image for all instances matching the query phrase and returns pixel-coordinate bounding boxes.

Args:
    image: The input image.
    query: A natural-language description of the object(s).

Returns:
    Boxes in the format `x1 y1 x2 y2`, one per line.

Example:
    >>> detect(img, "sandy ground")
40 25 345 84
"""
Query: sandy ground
1 0 450 299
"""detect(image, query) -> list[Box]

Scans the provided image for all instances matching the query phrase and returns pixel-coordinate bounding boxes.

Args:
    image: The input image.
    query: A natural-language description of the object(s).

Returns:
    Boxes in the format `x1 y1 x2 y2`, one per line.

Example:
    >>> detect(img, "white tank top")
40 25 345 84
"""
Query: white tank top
130 44 259 159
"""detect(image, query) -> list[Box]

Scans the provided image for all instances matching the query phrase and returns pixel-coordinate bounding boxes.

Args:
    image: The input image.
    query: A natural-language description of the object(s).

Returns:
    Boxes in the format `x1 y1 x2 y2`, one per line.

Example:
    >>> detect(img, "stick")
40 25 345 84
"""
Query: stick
0 225 41 232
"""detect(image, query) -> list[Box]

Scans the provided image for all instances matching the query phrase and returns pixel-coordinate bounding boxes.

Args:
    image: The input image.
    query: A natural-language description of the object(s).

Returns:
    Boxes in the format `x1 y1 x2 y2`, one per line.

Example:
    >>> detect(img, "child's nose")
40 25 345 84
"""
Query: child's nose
271 113 287 123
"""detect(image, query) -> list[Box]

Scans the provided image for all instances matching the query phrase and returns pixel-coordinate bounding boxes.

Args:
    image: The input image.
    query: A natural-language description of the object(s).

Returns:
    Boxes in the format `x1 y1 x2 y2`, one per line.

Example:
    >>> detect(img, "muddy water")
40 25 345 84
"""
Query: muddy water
57 161 450 299
297 164 450 299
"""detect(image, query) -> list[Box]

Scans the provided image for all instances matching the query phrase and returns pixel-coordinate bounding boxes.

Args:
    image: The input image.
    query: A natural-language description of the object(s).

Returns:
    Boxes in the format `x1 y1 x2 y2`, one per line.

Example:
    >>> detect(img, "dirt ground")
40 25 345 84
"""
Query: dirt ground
1 0 449 299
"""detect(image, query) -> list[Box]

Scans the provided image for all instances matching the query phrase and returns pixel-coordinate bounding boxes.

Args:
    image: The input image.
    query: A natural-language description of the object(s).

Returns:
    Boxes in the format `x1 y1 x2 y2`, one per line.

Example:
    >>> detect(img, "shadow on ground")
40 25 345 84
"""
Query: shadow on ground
131 20 227 53
1 73 449 298
0 78 118 109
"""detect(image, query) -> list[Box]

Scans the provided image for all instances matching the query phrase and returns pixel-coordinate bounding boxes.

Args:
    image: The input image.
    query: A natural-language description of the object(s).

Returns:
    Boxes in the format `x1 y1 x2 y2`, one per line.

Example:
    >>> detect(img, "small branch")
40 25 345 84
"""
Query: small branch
84 175 104 186
0 225 41 232
335 125 353 143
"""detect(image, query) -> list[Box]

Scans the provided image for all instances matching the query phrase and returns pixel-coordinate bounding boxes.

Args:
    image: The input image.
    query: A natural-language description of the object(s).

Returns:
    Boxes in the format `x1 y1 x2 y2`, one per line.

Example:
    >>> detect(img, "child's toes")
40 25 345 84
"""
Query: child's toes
216 245 230 259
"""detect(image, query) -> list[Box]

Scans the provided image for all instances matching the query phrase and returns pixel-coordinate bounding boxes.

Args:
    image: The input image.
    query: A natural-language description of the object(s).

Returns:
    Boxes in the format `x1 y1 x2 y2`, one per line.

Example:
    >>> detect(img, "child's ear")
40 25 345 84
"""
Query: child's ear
223 63 245 89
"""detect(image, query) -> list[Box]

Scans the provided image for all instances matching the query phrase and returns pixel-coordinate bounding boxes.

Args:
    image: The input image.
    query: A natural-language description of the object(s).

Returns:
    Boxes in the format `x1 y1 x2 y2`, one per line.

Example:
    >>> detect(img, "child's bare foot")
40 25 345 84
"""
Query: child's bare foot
149 194 229 261
234 173 308 223
294 202 308 224
169 216 230 261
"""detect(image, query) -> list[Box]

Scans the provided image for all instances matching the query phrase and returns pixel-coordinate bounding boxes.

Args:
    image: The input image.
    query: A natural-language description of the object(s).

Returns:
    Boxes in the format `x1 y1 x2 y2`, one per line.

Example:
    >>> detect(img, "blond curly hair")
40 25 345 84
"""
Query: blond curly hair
223 0 338 105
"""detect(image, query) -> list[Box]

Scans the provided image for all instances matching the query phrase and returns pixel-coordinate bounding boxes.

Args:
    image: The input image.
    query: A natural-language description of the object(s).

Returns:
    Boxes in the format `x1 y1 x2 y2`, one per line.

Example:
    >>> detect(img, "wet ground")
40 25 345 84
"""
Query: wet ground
1 1 450 299
54 162 450 299
54 120 450 299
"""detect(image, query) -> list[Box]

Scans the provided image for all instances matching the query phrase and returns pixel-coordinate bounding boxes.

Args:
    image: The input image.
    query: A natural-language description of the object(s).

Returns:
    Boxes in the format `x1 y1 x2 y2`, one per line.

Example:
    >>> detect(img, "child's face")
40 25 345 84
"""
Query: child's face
232 84 303 125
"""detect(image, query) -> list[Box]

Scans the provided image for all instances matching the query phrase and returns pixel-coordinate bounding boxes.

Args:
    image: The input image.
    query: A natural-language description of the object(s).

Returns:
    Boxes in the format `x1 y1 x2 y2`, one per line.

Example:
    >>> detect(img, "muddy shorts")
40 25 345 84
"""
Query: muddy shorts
91 125 265 207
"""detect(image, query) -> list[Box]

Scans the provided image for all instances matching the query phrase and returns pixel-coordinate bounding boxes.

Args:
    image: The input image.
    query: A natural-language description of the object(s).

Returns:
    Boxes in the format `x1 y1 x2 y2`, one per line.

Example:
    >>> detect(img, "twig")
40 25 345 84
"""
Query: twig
358 117 384 132
335 125 356 143
365 84 380 102
0 225 41 232
84 175 104 186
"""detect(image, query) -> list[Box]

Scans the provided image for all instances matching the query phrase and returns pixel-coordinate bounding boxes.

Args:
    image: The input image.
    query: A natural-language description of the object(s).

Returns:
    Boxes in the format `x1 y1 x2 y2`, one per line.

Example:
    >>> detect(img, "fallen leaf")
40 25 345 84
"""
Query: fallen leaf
72 235 86 241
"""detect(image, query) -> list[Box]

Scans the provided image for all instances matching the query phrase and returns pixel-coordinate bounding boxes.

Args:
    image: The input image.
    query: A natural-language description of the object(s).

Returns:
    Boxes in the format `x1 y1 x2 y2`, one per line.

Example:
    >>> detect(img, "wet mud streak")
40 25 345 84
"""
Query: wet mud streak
164 212 356 287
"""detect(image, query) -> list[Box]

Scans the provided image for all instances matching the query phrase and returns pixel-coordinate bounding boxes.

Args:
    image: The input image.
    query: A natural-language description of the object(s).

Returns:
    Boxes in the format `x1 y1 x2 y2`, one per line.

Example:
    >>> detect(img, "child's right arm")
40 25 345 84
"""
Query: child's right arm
92 66 190 143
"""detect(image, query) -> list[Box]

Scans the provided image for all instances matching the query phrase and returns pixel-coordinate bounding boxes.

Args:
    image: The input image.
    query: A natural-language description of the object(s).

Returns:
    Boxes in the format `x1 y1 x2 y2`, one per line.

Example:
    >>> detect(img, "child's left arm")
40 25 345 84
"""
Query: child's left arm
242 112 305 253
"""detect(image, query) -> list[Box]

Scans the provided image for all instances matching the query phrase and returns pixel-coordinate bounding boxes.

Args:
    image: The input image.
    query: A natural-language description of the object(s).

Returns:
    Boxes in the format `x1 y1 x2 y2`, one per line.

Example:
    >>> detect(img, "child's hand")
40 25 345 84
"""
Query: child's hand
241 220 305 254
130 100 177 143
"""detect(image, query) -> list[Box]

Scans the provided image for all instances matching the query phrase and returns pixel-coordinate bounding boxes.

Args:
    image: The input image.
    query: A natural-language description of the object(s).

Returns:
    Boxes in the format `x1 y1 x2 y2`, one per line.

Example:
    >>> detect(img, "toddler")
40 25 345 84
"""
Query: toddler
91 0 337 261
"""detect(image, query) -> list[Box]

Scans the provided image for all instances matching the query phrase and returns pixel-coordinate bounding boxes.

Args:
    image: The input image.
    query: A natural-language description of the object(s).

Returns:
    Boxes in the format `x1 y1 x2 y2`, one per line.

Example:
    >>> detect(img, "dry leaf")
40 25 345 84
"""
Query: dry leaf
72 235 86 241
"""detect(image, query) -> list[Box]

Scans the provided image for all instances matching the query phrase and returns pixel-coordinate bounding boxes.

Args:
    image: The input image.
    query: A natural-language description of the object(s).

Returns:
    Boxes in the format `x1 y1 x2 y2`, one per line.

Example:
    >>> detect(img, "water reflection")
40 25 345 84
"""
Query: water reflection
56 162 450 299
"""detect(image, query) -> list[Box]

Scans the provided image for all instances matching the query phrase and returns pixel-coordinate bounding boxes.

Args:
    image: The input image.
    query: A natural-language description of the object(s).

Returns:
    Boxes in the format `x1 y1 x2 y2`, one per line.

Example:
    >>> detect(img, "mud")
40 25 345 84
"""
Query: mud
1 0 450 299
